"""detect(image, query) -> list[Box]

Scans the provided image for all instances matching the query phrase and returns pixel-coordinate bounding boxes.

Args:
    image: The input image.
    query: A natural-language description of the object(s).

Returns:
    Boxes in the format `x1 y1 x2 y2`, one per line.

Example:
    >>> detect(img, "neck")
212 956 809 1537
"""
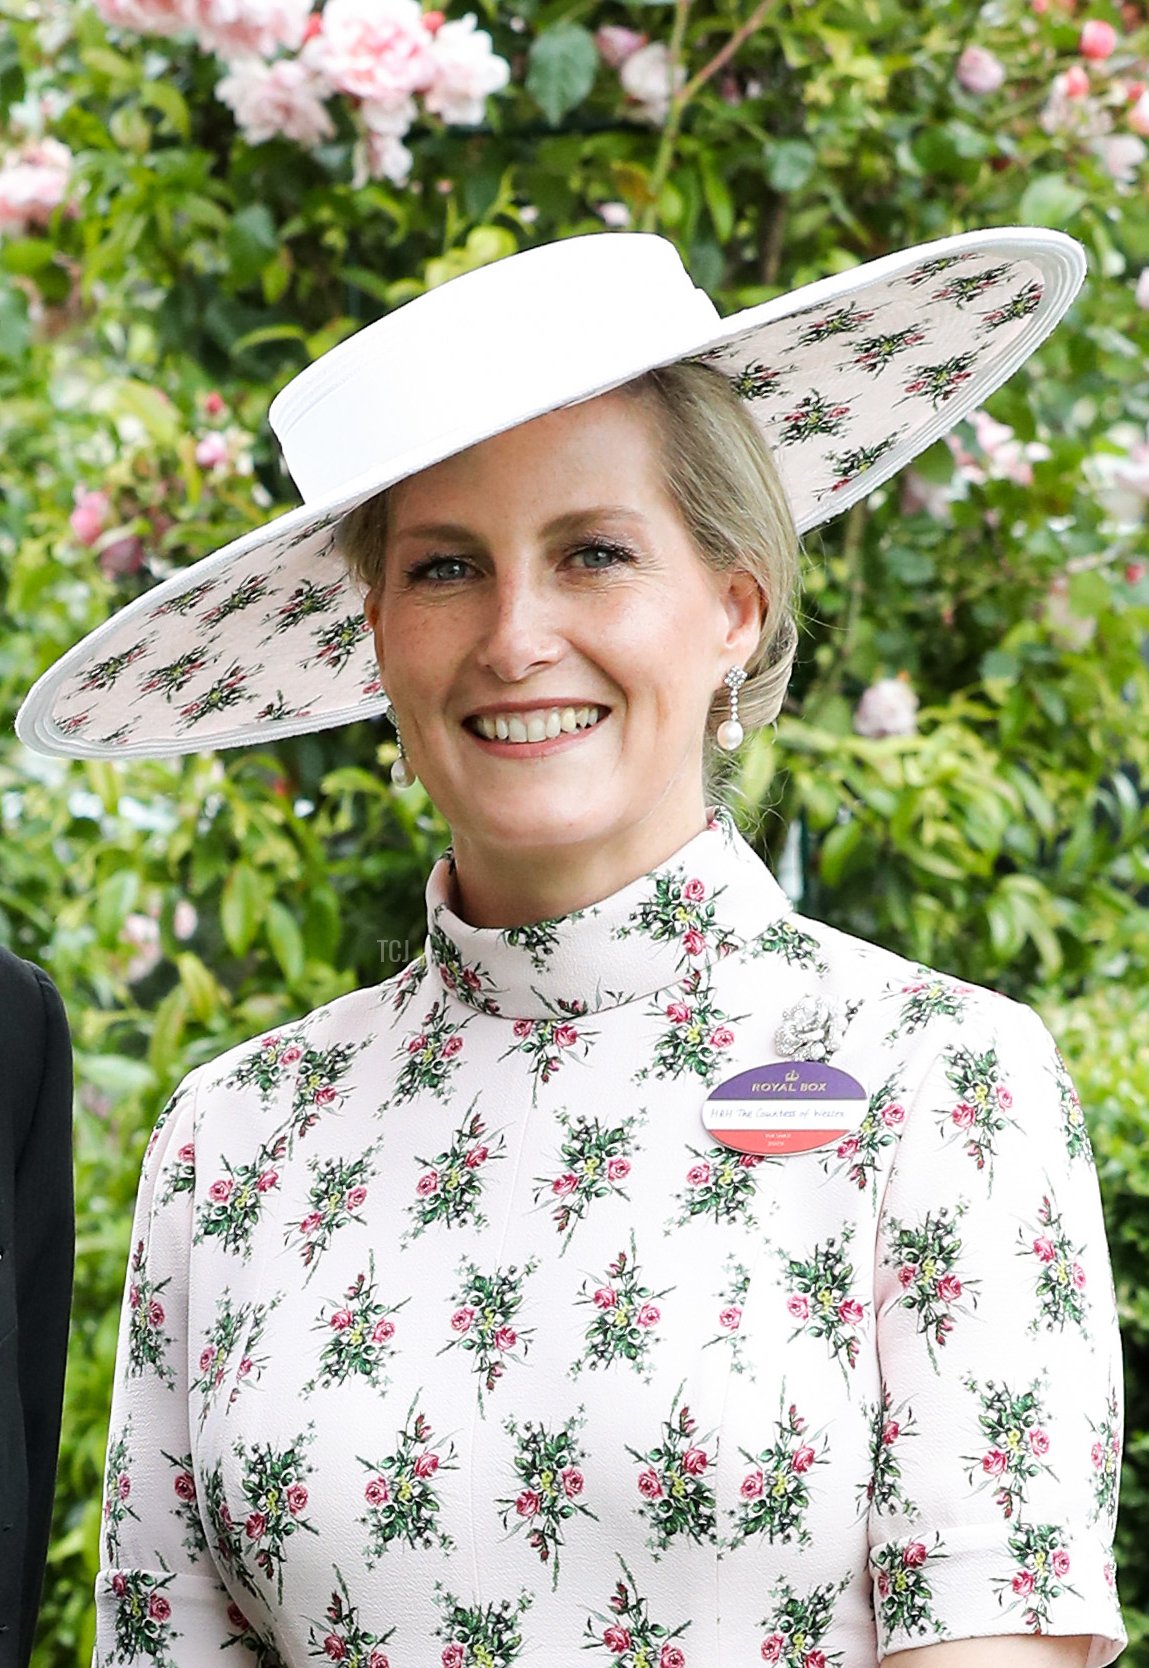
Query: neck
448 790 712 928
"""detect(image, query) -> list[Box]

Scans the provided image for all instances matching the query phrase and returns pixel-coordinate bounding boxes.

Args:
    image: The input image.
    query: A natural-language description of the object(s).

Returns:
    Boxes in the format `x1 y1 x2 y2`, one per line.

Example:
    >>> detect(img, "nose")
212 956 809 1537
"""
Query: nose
474 567 565 683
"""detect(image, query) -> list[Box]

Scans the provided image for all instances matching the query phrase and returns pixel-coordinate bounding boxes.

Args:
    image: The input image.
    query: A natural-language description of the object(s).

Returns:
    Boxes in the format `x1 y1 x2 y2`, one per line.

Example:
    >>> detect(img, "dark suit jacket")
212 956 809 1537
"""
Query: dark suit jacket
0 949 74 1668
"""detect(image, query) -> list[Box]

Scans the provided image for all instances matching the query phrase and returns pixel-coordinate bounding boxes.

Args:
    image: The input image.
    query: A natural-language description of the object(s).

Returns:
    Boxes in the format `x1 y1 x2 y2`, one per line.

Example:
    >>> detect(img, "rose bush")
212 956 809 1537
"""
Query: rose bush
1 0 1148 1661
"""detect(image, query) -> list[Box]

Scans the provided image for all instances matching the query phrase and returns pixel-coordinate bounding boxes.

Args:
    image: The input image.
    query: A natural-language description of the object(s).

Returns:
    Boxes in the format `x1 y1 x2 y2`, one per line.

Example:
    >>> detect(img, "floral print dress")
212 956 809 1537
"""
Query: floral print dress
96 807 1125 1668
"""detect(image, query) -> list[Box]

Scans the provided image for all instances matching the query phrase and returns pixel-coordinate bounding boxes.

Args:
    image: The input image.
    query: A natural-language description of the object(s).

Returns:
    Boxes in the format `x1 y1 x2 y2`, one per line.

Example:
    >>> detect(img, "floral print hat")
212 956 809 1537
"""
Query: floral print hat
17 226 1084 760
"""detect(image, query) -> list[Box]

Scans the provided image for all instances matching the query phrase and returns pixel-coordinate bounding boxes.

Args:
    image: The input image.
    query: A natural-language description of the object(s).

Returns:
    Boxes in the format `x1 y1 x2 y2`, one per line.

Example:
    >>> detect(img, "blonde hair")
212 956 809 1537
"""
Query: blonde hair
337 359 801 771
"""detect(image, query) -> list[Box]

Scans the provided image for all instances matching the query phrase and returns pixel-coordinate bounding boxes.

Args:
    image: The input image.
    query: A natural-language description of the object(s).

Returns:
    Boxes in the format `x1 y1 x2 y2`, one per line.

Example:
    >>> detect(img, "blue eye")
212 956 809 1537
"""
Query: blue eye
571 542 634 569
408 556 471 583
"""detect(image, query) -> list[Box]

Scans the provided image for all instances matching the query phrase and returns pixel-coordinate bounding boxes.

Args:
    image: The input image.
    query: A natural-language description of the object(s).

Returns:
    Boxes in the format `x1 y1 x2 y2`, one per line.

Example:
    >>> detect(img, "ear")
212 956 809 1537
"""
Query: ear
719 567 767 665
363 586 388 686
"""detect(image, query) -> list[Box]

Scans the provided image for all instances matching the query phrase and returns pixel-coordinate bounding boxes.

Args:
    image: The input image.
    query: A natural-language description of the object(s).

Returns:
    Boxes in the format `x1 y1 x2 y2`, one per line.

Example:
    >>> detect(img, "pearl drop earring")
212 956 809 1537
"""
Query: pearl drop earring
716 666 747 752
382 695 415 788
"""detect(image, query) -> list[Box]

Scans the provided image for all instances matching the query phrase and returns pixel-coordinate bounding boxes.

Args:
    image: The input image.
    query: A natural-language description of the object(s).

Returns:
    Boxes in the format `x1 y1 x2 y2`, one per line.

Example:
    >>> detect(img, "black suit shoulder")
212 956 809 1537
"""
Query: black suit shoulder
0 946 75 1668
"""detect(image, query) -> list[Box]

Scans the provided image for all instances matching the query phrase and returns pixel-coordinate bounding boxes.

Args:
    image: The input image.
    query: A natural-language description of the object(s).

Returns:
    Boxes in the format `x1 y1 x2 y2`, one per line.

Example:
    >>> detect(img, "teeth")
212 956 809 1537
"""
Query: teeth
471 705 606 744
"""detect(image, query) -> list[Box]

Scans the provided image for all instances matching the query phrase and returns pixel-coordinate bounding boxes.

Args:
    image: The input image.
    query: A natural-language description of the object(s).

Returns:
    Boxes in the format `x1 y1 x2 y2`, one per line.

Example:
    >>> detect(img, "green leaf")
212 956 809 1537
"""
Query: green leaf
265 900 305 983
1019 175 1088 228
225 204 280 288
139 79 190 139
818 818 865 885
763 139 816 194
221 862 266 957
526 23 599 126
176 953 222 1023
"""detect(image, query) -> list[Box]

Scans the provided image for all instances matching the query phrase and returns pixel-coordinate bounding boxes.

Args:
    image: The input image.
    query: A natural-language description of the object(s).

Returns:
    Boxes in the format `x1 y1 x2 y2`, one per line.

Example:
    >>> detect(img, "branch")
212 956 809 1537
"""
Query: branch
679 0 777 105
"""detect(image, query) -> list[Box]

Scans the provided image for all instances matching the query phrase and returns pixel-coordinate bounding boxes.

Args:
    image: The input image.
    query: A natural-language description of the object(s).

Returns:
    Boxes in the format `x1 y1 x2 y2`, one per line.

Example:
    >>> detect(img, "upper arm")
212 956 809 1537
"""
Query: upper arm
883 1635 1091 1667
867 1000 1125 1665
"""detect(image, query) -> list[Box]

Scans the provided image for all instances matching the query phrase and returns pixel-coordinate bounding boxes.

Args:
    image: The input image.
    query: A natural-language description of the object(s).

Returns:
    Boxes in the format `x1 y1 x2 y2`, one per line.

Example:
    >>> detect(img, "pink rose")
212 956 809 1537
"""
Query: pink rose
413 1451 440 1479
710 1026 735 1048
416 1170 439 1197
372 1317 395 1344
682 929 705 957
660 1648 685 1668
244 1511 267 1539
365 1476 390 1506
881 1102 906 1128
686 1161 711 1187
148 1594 172 1623
1028 1428 1050 1456
324 1636 347 1662
314 1085 337 1106
606 1156 630 1181
237 1357 253 1378
281 1044 302 1065
897 1265 917 1288
330 1308 353 1330
256 1169 278 1192
787 1293 810 1320
635 1302 661 1328
803 1653 826 1668
494 1325 517 1350
286 1483 308 1515
956 44 1005 94
903 1541 928 1568
666 1002 691 1024
227 1602 250 1630
515 1488 541 1517
305 0 436 102
1080 18 1118 60
117 1473 132 1500
148 1300 166 1327
441 1647 465 1668
719 1304 742 1331
209 1178 233 1203
935 1273 963 1303
300 1212 322 1234
603 1626 632 1656
407 1034 427 1053
996 1083 1013 1109
443 1035 463 1057
195 431 229 471
836 1135 859 1159
1012 1569 1035 1596
128 1285 140 1309
595 24 646 68
838 1298 864 1325
1071 1262 1087 1290
877 1571 890 1599
982 1448 1008 1476
1130 90 1149 137
951 1103 976 1129
554 1024 579 1048
1032 1237 1056 1262
740 1152 762 1167
1092 1441 1105 1469
1053 1548 1071 1577
637 1467 663 1499
682 1447 708 1476
594 1287 617 1309
69 489 111 546
791 1445 816 1474
740 1469 764 1499
761 1637 785 1663
561 1466 584 1497
173 1471 196 1502
111 1573 127 1597
177 1142 196 1164
882 1419 900 1446
512 1019 532 1039
682 877 706 901
552 1172 579 1196
450 1306 475 1333
465 1145 488 1168
347 1185 368 1208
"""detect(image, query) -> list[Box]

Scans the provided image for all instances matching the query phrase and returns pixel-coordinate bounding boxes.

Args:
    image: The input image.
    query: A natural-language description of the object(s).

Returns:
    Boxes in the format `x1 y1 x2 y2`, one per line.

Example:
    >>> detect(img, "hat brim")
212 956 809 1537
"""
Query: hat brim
16 226 1085 760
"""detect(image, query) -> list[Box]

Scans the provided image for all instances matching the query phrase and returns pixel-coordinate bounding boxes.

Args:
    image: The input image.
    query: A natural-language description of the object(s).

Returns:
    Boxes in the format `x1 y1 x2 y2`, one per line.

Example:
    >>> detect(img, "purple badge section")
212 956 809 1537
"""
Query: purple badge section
703 1062 867 1156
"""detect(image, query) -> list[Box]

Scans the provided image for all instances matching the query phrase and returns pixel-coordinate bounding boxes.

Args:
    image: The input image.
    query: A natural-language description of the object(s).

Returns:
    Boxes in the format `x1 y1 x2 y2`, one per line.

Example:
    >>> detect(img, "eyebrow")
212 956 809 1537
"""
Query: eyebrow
389 506 652 545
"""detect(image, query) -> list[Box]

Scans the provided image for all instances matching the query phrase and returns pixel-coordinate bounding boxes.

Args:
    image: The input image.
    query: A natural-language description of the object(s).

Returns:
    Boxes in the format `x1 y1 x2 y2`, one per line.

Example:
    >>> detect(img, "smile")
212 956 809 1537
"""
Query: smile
467 705 608 744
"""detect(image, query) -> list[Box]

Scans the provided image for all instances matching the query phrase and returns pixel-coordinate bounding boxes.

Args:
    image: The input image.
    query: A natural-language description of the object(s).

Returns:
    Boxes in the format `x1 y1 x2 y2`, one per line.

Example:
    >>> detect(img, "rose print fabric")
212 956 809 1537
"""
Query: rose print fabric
95 807 1125 1667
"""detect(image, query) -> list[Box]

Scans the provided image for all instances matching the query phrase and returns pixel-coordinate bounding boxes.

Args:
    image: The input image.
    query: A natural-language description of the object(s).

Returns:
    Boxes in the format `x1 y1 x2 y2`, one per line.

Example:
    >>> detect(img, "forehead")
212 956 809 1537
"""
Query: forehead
388 390 668 523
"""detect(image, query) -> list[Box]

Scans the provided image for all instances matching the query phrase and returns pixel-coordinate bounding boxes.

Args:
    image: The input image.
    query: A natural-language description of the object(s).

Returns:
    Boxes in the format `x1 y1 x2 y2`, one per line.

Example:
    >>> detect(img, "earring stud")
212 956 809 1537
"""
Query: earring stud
716 666 747 752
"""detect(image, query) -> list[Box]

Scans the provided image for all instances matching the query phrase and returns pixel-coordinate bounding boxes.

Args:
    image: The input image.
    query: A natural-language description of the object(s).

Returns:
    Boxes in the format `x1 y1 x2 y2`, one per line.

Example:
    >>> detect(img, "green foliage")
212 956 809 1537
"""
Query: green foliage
0 0 1147 1660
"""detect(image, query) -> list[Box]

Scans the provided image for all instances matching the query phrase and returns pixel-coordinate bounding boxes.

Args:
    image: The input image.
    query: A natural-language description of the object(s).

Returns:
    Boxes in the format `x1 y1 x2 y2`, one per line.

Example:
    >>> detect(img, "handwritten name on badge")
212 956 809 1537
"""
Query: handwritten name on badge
702 1062 867 1157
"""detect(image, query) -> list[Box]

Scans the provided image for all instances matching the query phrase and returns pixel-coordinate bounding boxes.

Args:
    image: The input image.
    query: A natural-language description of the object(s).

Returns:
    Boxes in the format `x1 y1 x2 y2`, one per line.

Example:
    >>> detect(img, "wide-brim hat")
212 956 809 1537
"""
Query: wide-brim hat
16 226 1085 761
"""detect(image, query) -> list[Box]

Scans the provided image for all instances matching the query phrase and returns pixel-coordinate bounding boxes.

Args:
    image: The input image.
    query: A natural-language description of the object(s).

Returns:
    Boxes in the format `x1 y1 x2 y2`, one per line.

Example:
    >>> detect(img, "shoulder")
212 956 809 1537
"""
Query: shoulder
0 943 67 1032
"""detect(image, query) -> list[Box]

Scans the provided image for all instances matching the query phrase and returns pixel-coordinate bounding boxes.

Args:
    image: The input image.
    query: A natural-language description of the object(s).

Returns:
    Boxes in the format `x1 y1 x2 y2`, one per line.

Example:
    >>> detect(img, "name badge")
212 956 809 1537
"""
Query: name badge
702 1062 867 1156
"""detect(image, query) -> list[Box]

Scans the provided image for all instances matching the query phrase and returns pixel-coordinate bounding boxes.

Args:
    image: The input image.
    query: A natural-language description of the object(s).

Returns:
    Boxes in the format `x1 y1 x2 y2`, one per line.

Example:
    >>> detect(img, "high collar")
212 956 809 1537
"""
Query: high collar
422 806 794 1020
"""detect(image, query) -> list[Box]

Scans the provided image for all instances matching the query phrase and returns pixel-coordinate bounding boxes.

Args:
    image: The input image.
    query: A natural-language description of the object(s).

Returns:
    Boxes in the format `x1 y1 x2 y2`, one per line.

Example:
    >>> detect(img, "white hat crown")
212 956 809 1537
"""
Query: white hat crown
269 234 721 506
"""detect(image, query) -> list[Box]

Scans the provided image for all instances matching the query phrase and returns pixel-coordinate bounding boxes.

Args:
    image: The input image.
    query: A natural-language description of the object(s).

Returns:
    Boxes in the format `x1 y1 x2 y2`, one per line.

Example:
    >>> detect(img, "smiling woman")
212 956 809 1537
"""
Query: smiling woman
18 230 1126 1668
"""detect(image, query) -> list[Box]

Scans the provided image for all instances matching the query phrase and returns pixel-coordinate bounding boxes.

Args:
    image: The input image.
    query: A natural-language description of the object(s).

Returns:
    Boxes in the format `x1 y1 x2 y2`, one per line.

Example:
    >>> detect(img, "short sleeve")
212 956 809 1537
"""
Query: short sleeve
94 1068 263 1666
867 998 1125 1665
